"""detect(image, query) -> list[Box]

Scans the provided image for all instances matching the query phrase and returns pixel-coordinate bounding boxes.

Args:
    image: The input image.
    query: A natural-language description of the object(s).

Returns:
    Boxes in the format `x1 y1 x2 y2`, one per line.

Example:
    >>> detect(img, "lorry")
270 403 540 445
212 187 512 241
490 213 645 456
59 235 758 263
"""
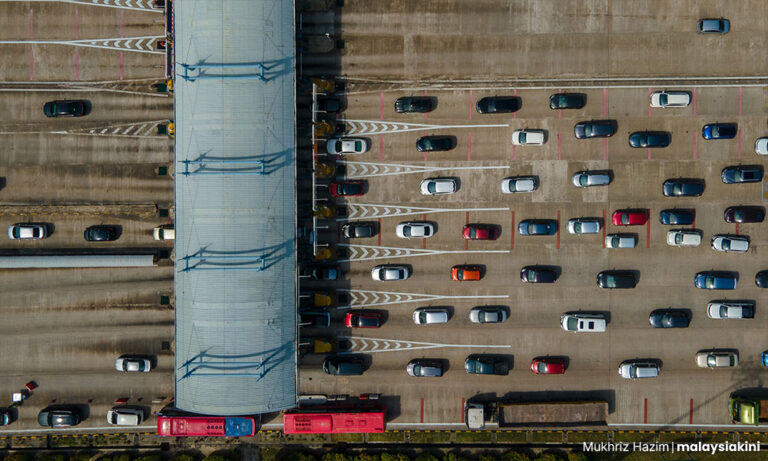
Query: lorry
465 400 608 429
729 396 768 425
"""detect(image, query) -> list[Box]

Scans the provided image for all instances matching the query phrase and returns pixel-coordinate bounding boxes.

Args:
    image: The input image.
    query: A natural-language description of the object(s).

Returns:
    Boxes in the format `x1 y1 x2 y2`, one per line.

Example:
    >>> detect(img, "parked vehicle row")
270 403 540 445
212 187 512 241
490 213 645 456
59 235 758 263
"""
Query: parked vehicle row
36 405 147 427
6 223 175 241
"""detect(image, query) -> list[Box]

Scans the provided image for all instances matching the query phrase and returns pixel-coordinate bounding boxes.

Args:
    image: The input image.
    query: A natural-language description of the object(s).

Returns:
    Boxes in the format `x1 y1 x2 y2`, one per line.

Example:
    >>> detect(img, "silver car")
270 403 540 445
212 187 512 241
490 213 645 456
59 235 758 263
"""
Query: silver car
667 229 702 247
371 264 411 281
695 350 738 368
500 176 538 193
326 137 370 155
649 91 691 108
711 234 749 253
115 356 151 372
567 217 602 235
413 307 450 325
395 222 435 239
572 170 612 187
605 233 637 249
618 360 659 379
469 306 508 324
420 178 458 195
406 359 444 377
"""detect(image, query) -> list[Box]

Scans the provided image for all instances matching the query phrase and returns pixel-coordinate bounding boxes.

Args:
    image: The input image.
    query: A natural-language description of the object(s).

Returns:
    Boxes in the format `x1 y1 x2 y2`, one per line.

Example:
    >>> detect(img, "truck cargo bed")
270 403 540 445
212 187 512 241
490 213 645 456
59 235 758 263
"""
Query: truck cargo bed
499 401 608 426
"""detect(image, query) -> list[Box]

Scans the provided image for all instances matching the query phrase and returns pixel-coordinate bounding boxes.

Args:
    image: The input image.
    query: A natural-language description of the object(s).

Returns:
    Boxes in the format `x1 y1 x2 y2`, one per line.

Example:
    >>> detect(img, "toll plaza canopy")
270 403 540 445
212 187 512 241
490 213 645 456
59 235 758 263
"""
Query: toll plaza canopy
173 0 297 415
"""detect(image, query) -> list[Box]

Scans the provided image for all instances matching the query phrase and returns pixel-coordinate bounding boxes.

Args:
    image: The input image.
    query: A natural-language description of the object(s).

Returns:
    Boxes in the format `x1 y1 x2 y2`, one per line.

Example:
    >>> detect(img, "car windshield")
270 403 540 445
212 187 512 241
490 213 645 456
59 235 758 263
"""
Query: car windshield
673 184 683 195
719 306 728 317
566 318 578 330
519 133 527 143
468 228 476 238
418 312 427 323
707 355 717 367
611 236 620 247
734 210 743 221
537 362 547 373
579 175 588 186
359 317 378 327
584 125 594 137
706 277 715 289
629 365 638 378
675 234 684 244
354 141 363 150
722 240 731 250
573 222 582 233
712 126 720 137
621 214 629 225
659 94 668 105
402 227 412 237
428 183 437 193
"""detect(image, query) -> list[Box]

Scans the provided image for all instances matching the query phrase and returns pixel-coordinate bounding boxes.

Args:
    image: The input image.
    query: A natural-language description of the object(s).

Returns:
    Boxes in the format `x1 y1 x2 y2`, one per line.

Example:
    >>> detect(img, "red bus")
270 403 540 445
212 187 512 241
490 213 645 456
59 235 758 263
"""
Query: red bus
283 408 386 434
157 416 256 437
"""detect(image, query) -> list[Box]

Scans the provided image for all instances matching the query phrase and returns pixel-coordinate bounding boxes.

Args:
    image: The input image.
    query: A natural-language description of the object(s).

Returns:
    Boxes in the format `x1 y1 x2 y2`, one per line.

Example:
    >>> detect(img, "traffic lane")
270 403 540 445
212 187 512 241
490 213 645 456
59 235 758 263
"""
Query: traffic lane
0 215 171 249
0 165 173 204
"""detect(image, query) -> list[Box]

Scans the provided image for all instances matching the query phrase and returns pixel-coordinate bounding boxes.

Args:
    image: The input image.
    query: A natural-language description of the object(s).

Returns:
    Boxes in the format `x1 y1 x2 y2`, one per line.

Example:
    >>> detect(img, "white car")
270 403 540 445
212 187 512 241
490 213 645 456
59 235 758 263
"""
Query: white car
605 233 637 249
468 306 507 324
420 178 458 195
115 356 152 372
371 264 411 281
8 223 48 240
572 170 612 187
707 301 754 319
500 176 538 193
711 234 749 253
106 407 144 426
567 217 602 235
395 222 435 239
666 229 702 247
695 351 738 368
650 91 691 108
326 138 370 155
153 226 175 240
560 312 607 332
618 361 659 379
756 137 768 156
511 129 546 146
413 307 450 325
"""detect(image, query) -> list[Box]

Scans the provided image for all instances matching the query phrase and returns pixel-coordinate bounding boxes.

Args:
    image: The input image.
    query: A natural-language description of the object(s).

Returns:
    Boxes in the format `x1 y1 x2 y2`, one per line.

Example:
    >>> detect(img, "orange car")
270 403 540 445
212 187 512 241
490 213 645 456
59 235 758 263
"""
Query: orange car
451 265 482 281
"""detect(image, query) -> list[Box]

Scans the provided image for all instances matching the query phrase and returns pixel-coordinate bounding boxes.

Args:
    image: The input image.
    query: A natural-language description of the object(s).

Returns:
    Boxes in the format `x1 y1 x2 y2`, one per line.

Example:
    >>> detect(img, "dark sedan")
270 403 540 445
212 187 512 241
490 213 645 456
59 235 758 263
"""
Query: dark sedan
574 120 617 139
38 408 82 427
43 100 87 117
694 271 738 290
520 266 558 283
549 93 586 110
721 165 763 184
597 270 638 289
518 219 558 236
629 131 671 148
475 96 521 114
464 355 509 375
756 270 768 288
323 356 365 376
84 225 119 242
723 206 765 223
342 222 377 238
329 181 365 197
659 209 695 225
416 135 456 152
308 265 341 281
662 178 705 197
395 96 435 113
648 309 691 328
702 123 737 140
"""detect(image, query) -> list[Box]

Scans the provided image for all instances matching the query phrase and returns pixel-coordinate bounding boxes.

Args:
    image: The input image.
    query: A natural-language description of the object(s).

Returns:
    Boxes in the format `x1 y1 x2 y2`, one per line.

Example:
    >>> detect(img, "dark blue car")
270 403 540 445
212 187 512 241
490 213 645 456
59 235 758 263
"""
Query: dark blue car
659 209 695 225
694 271 738 290
721 165 763 184
518 219 558 236
702 123 737 140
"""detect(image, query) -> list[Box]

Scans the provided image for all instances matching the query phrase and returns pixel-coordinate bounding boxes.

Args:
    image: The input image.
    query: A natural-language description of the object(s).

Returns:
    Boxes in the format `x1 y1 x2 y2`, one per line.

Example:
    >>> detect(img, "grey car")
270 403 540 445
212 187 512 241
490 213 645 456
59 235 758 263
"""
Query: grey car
38 407 82 427
721 165 763 184
464 355 509 375
572 170 612 187
574 120 617 139
605 233 637 249
406 359 444 377
323 356 365 376
698 18 729 34
567 217 602 235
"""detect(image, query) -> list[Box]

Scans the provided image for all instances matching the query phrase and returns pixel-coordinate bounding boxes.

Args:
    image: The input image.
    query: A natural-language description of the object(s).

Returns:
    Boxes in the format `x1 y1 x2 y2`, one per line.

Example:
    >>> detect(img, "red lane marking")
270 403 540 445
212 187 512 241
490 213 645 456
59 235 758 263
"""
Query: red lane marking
557 132 562 160
510 210 515 250
644 398 648 424
467 131 472 161
602 209 606 248
460 398 465 423
737 130 742 159
468 90 473 120
738 87 743 116
422 213 427 249
29 51 34 81
602 138 607 161
691 208 696 228
513 89 517 119
692 87 697 116
423 90 428 120
119 52 124 80
647 147 651 161
379 134 383 161
735 223 740 235
692 132 697 160
377 218 382 246
556 210 560 249
646 217 651 248
420 398 424 423
602 88 607 117
648 88 652 118
75 52 80 81
689 398 694 424
380 92 384 120
512 144 516 161
465 212 469 251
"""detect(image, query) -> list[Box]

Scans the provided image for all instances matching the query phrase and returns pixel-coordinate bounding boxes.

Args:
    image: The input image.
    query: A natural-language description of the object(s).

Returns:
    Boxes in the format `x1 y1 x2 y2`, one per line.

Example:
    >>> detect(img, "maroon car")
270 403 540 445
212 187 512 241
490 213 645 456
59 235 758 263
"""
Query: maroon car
530 357 566 375
723 206 765 223
462 224 499 240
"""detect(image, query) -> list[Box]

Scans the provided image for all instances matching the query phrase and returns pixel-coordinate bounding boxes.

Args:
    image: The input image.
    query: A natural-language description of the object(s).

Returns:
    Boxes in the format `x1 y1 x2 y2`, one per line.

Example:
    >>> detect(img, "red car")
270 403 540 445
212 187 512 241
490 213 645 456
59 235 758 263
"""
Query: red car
530 357 566 375
330 181 365 198
344 310 383 328
612 209 648 226
462 224 499 240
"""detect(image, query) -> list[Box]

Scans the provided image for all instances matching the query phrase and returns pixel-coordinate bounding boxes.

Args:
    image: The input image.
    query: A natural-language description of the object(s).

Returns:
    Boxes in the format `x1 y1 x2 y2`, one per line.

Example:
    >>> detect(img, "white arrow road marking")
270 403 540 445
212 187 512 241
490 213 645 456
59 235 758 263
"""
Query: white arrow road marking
343 161 508 179
338 204 509 222
339 244 509 262
340 336 511 354
338 289 508 309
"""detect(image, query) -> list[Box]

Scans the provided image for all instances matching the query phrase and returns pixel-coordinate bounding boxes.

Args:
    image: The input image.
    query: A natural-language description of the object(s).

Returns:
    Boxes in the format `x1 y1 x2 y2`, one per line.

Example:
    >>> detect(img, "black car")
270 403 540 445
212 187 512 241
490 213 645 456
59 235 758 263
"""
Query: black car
573 120 617 139
659 209 695 225
43 100 87 117
299 311 331 328
317 98 342 113
520 266 558 283
304 265 341 281
724 206 765 223
629 131 671 148
464 355 509 375
597 270 637 289
662 178 705 197
394 96 435 114
475 96 521 114
84 225 119 242
323 356 365 376
756 270 768 288
38 407 82 427
342 222 377 239
549 93 586 110
416 135 456 152
721 165 763 184
648 309 691 328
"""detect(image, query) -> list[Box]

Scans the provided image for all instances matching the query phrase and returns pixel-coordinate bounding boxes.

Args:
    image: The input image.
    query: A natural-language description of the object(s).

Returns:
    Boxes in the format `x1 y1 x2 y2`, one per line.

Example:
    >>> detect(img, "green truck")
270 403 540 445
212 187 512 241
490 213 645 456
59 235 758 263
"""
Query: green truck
729 396 768 425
